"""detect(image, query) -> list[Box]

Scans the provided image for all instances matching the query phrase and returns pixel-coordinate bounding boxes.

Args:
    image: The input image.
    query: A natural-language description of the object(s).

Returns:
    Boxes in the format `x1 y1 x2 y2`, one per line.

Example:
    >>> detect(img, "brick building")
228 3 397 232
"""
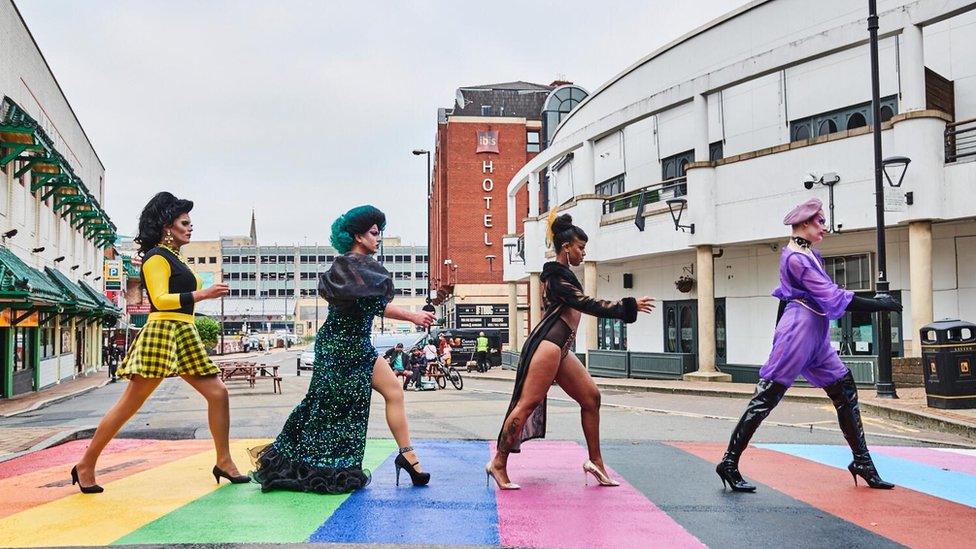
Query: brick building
430 81 585 345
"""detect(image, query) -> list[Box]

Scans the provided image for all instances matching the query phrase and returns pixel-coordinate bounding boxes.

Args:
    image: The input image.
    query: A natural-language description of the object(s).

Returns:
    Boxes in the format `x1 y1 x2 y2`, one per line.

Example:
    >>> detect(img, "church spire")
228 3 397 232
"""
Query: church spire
249 209 257 245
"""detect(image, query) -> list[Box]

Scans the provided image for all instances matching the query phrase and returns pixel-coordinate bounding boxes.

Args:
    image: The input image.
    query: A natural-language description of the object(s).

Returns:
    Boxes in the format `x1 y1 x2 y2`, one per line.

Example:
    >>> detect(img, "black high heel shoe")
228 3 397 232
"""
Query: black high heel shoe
213 465 251 484
394 446 430 487
715 460 756 492
70 465 104 494
848 460 894 489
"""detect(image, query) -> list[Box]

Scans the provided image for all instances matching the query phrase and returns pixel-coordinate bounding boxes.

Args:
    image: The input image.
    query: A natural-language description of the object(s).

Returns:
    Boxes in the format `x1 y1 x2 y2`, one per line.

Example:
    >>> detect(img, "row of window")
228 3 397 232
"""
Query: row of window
186 257 217 264
221 254 429 264
790 96 897 142
223 272 257 280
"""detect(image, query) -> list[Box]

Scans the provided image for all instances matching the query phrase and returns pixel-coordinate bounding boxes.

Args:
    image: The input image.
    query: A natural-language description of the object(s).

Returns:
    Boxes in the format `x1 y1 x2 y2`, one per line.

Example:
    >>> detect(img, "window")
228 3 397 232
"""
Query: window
41 326 55 359
661 149 693 196
598 318 627 350
709 141 723 162
208 257 216 264
481 105 492 116
880 105 894 122
415 254 427 262
846 112 867 130
187 257 195 264
527 131 541 153
197 257 205 264
595 174 625 196
12 328 35 372
823 253 873 291
818 119 837 135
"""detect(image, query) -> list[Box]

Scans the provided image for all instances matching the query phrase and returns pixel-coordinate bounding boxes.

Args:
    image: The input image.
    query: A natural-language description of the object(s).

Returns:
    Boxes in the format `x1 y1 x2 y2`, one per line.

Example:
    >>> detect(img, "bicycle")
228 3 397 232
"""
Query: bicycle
427 357 463 390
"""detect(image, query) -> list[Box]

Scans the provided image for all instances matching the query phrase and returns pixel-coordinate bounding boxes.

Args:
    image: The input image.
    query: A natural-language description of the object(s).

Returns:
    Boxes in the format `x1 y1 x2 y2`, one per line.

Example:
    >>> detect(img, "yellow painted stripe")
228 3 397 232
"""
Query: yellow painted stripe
0 440 259 548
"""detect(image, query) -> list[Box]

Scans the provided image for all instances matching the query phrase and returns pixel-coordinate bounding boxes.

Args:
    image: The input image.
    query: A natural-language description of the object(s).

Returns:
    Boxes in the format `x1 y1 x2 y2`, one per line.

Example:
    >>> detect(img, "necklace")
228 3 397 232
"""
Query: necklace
159 244 191 267
792 236 812 249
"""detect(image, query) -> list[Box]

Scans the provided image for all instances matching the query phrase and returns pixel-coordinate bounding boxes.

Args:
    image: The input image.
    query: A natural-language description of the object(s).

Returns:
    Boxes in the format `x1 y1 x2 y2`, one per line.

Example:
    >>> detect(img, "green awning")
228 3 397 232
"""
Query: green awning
123 256 140 279
78 280 121 318
44 267 99 313
0 247 65 306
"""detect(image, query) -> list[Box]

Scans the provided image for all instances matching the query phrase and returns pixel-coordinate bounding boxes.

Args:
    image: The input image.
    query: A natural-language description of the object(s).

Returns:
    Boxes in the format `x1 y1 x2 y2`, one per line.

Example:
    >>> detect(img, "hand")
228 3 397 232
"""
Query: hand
636 296 656 313
204 283 230 300
413 310 436 328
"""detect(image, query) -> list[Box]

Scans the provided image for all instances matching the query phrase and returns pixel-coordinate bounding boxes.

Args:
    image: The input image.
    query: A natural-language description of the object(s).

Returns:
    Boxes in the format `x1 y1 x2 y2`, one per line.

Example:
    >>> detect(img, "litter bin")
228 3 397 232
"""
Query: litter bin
920 319 976 409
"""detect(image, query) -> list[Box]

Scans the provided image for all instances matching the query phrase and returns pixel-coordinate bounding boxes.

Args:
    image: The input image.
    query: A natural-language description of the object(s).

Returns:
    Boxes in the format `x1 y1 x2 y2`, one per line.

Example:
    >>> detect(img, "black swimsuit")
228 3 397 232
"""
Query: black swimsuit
542 317 576 358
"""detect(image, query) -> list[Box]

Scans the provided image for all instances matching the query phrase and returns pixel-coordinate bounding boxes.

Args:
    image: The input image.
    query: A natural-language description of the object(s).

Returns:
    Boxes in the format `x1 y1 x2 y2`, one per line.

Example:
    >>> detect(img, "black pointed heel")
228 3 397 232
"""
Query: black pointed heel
394 446 430 487
715 460 756 492
213 465 251 484
847 461 894 489
70 465 104 494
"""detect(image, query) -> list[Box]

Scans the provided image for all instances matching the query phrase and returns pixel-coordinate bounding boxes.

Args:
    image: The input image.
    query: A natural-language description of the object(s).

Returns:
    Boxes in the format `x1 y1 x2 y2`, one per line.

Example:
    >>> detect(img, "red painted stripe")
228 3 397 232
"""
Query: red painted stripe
671 442 975 548
492 441 704 549
0 439 152 480
0 439 213 519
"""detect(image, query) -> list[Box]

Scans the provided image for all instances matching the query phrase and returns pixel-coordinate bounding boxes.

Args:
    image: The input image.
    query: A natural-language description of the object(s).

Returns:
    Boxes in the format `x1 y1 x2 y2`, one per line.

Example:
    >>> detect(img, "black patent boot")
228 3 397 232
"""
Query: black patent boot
716 378 788 492
824 371 894 490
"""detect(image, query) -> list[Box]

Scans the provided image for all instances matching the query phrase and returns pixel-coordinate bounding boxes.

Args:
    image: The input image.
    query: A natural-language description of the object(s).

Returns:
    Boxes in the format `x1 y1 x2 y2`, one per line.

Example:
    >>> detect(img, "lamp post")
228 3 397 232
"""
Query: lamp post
867 0 912 398
220 296 225 355
665 198 696 234
412 148 433 321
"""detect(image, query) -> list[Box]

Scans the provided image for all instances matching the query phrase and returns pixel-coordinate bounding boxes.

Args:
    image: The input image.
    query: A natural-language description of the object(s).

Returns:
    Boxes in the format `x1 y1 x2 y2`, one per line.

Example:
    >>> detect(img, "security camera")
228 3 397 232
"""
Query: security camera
804 179 815 190
2 229 17 239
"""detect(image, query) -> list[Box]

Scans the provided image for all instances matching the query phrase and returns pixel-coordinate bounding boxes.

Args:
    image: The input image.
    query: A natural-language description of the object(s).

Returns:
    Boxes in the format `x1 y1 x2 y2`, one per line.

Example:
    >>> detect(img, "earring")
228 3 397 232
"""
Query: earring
164 231 174 246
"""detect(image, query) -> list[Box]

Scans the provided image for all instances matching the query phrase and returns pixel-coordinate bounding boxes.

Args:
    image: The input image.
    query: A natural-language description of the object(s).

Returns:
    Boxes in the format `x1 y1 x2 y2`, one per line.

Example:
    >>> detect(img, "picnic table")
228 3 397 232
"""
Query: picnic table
218 361 282 394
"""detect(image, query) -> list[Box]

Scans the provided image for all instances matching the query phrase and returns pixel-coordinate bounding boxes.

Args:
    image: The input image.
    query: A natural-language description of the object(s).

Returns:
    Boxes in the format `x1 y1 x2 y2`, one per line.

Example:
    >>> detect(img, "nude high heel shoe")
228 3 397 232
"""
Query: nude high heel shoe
485 461 520 490
583 460 620 487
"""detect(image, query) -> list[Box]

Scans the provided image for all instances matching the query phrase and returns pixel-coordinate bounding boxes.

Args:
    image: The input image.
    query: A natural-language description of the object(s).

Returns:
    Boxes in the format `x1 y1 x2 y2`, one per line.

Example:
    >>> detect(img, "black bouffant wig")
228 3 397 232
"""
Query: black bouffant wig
134 192 193 257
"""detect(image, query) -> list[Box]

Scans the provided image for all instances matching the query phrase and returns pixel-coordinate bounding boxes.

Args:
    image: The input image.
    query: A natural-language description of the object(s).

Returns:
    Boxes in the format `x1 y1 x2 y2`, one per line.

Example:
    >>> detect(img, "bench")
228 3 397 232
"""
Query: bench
217 361 281 394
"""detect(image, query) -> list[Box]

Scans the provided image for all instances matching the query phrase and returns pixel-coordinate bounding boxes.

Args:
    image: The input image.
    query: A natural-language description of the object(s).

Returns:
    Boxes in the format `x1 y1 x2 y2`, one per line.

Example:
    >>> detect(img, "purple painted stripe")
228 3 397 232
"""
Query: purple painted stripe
873 446 976 476
491 441 704 549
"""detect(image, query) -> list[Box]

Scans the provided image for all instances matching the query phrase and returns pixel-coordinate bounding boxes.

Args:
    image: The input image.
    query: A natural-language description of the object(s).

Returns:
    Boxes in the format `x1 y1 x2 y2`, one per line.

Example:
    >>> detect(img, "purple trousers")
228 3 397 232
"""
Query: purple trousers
759 301 848 388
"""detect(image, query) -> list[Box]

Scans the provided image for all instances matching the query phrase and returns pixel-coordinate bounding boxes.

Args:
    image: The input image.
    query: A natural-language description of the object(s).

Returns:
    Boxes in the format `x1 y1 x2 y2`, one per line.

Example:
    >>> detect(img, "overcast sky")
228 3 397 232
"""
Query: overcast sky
19 0 748 246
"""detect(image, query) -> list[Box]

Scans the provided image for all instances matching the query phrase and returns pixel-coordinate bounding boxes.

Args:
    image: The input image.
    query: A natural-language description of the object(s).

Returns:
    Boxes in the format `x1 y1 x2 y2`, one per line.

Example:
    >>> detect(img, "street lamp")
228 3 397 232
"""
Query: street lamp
413 148 432 308
867 0 910 399
665 198 696 234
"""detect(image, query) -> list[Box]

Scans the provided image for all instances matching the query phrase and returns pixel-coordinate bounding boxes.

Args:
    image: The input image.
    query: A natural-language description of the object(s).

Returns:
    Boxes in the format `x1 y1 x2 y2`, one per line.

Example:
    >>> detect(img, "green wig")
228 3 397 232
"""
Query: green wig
330 205 387 254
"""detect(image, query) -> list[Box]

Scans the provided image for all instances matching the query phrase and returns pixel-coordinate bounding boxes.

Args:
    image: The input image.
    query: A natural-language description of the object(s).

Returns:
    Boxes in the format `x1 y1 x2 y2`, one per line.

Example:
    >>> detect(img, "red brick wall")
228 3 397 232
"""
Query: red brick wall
430 119 537 293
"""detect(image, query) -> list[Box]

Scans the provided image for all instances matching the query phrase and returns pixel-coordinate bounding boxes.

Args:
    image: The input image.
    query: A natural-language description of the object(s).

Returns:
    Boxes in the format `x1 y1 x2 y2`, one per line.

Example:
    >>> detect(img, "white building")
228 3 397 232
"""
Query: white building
503 0 976 384
1 0 118 396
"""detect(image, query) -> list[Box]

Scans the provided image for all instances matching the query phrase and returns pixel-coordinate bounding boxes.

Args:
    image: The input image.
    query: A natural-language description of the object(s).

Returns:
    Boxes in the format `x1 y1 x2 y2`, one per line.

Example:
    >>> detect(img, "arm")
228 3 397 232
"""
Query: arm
143 255 193 310
547 276 639 322
382 303 435 328
785 254 853 320
845 294 902 313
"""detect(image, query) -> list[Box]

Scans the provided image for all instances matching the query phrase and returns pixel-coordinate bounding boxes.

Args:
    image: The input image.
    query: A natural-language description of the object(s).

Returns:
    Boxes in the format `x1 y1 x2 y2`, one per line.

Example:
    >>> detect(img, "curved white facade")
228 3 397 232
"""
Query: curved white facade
504 0 976 378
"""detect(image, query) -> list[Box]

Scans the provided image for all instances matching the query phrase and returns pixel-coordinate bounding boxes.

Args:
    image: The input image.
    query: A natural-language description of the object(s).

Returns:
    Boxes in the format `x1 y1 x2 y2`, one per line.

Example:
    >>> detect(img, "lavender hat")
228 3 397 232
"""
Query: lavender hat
783 197 823 225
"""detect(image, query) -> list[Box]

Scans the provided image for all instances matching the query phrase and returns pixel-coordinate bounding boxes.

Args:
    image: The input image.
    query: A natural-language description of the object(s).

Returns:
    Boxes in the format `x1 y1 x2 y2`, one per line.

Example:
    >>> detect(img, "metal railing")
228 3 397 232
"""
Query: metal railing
945 117 976 163
601 176 687 215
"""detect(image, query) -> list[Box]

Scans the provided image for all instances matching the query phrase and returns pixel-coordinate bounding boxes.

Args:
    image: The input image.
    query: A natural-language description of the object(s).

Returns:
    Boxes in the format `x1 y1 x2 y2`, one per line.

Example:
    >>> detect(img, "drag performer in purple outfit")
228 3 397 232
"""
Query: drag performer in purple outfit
716 198 902 492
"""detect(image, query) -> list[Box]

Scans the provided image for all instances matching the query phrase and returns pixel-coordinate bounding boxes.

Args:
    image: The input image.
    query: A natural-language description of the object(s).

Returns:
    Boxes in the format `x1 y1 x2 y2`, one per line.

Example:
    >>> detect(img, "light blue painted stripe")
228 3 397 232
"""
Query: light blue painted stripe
759 444 976 508
309 440 498 545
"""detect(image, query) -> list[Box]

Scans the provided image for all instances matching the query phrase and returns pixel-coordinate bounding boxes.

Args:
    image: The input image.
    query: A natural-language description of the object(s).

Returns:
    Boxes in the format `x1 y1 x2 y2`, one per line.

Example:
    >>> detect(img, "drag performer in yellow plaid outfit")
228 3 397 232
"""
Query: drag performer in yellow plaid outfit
70 192 249 494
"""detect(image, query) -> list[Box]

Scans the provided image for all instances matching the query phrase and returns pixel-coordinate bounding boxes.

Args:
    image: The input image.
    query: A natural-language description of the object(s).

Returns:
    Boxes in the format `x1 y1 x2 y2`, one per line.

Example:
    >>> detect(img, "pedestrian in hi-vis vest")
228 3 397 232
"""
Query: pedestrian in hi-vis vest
476 332 490 373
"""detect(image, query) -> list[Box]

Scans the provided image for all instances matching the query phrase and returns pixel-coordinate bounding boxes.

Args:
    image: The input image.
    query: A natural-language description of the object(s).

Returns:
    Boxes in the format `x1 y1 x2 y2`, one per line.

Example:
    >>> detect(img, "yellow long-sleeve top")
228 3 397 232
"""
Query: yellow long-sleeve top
142 247 202 323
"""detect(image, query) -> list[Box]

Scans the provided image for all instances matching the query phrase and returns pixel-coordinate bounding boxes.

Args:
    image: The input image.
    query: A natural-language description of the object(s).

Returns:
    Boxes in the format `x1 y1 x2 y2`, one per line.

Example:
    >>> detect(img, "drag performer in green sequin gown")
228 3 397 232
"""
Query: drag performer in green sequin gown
253 206 434 493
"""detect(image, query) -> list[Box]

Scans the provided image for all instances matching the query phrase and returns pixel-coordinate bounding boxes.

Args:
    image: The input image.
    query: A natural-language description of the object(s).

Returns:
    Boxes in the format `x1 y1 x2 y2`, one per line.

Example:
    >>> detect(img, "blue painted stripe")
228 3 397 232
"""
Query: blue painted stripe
309 440 499 545
759 444 976 508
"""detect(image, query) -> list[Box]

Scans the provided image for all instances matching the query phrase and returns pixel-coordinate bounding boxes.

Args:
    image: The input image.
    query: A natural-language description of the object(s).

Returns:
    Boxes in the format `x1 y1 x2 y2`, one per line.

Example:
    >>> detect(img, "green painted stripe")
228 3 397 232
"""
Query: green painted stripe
112 439 397 545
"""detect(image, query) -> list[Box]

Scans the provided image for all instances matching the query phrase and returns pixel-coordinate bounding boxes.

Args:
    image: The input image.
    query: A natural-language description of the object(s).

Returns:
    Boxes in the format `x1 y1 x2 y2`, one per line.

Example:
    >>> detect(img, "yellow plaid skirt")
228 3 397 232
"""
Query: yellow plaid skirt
117 320 219 378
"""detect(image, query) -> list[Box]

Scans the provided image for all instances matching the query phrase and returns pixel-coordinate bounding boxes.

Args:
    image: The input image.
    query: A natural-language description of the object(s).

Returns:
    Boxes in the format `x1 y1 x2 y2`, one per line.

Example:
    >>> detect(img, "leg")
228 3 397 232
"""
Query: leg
491 341 562 485
821 369 894 489
553 353 604 464
181 374 242 476
716 378 789 491
372 357 422 471
76 375 163 485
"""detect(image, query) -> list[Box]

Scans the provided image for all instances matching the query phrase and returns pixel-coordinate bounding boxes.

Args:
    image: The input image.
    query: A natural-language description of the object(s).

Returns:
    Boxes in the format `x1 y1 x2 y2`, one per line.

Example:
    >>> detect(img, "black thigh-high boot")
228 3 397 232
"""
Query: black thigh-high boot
823 371 894 489
716 378 789 492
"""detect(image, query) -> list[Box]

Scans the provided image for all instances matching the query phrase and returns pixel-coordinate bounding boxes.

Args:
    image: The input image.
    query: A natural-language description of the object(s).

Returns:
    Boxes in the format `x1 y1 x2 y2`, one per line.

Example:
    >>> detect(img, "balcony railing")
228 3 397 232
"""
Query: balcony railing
601 176 687 215
945 117 976 163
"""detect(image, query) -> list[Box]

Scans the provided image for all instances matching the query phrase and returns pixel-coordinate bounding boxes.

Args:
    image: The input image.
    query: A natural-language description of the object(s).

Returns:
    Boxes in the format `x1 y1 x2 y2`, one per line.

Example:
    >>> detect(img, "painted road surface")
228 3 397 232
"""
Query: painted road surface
0 438 973 548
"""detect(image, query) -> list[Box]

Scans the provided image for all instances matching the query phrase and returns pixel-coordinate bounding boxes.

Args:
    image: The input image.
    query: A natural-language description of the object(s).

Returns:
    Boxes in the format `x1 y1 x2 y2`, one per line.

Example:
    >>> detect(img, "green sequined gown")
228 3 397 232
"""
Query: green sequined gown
254 254 391 494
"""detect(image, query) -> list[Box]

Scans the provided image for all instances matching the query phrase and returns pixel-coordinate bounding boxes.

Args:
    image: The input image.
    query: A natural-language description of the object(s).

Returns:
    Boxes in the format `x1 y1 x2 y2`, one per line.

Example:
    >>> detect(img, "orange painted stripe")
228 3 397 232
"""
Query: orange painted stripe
0 440 213 519
671 442 974 549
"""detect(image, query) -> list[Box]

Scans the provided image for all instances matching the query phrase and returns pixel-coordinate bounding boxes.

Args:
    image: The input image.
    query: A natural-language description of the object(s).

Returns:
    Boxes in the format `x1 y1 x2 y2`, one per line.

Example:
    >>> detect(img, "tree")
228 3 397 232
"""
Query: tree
195 315 221 351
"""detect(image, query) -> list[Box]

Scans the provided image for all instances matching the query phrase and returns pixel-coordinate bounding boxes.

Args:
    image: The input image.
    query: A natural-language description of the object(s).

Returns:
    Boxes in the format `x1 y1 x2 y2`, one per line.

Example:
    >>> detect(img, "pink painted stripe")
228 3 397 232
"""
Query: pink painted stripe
491 441 704 549
0 439 152 480
872 446 976 476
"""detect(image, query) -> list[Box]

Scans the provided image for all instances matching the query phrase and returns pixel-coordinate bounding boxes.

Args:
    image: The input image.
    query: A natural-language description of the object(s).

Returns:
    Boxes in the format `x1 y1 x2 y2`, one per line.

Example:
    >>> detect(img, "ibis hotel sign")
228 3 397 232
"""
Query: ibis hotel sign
477 130 498 247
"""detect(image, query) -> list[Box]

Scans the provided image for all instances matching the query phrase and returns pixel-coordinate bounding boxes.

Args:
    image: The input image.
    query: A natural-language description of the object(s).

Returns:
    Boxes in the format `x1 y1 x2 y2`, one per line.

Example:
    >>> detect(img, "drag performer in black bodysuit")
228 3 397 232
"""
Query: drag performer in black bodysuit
486 214 655 490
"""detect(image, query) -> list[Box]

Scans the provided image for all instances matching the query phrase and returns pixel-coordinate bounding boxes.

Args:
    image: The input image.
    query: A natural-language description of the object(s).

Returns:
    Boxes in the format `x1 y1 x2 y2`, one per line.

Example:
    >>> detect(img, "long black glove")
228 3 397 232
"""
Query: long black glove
845 294 902 313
